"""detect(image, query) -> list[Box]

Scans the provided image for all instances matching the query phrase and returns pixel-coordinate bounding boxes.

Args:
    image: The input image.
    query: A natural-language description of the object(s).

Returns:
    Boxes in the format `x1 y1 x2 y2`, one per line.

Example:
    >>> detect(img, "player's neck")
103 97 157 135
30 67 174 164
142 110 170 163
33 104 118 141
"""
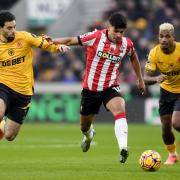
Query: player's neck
161 42 176 54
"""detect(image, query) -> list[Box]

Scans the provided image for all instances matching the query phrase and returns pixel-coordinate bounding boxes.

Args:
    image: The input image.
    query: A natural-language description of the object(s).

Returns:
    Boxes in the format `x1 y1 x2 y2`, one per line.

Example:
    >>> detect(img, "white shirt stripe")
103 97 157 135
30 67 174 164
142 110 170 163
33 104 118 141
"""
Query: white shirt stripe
109 37 128 86
97 42 116 91
87 33 106 90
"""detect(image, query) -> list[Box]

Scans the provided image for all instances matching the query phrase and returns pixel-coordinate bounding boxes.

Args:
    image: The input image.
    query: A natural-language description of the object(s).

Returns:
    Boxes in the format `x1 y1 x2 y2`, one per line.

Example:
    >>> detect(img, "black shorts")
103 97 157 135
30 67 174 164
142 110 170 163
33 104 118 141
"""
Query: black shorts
159 87 180 116
0 83 32 124
80 85 122 115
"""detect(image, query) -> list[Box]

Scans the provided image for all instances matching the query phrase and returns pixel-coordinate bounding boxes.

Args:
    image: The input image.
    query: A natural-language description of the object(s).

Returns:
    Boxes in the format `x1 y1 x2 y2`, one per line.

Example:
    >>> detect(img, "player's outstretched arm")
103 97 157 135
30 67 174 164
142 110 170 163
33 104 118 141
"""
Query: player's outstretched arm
144 69 167 85
53 37 79 46
130 51 146 94
58 44 71 53
42 34 79 46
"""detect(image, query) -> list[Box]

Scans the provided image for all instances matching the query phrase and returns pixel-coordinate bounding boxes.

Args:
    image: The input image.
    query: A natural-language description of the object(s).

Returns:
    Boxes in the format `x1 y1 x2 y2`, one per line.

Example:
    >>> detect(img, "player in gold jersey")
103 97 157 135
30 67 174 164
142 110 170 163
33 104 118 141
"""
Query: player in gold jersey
144 23 180 165
0 11 69 141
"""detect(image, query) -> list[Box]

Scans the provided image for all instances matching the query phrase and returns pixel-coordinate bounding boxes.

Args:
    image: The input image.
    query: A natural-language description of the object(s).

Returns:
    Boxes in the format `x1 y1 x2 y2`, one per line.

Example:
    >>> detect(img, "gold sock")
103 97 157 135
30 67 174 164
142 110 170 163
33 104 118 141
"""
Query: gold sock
166 143 176 155
0 119 6 133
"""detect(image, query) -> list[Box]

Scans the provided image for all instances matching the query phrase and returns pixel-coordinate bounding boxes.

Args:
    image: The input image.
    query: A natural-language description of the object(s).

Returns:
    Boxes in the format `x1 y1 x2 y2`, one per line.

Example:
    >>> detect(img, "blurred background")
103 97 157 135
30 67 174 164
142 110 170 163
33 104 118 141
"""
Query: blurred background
2 0 180 124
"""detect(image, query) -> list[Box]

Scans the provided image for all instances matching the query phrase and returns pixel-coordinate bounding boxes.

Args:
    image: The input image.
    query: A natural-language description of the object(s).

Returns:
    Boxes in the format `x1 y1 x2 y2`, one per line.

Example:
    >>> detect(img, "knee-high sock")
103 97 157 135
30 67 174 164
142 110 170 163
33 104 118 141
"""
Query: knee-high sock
166 143 177 156
0 119 6 133
114 113 128 150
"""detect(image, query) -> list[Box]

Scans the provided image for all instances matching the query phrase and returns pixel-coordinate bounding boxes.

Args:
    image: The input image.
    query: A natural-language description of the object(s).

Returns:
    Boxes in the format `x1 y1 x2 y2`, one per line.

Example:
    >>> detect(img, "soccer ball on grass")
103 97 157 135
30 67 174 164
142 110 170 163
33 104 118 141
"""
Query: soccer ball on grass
139 150 161 171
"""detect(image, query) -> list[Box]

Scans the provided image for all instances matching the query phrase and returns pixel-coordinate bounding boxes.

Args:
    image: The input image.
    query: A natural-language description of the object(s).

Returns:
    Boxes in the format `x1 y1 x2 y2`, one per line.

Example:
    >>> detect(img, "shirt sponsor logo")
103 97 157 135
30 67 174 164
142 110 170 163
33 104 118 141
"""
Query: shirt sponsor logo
162 70 180 76
0 56 25 67
97 51 122 63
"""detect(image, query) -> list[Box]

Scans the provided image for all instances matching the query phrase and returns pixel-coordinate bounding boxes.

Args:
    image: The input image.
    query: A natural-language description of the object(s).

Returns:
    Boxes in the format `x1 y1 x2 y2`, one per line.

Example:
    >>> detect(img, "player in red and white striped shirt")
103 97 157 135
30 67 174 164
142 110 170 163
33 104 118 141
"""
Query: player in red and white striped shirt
46 12 145 163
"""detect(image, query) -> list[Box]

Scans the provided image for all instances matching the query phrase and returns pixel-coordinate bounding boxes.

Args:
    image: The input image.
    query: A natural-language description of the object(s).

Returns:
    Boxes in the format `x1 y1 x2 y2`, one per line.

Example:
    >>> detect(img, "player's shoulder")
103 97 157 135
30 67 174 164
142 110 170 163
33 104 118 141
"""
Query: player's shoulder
150 44 160 54
16 31 38 39
123 36 134 47
148 44 161 62
16 31 29 36
124 36 133 42
90 29 106 36
175 42 180 48
91 28 104 36
15 31 32 41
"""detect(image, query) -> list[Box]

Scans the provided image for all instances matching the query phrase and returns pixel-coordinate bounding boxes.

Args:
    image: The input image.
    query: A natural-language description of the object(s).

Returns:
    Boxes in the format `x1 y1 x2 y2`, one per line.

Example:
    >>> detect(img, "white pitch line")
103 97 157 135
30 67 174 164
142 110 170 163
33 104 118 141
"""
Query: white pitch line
0 141 97 149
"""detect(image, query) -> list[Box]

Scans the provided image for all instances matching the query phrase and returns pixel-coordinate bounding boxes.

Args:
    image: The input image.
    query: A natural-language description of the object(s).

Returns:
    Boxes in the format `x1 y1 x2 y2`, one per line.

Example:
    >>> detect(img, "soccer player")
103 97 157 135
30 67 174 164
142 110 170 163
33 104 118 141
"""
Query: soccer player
144 23 180 165
45 12 145 163
0 11 69 141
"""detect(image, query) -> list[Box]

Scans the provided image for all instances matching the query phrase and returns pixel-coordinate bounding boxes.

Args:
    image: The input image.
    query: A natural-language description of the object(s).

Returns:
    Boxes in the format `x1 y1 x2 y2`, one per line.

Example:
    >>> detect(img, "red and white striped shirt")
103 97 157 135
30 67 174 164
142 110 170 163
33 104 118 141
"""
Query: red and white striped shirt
79 29 135 91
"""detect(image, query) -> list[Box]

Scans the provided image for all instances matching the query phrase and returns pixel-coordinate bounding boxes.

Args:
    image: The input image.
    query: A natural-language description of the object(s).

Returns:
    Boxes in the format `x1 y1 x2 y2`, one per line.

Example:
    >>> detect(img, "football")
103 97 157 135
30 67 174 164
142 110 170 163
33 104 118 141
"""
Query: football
139 150 161 171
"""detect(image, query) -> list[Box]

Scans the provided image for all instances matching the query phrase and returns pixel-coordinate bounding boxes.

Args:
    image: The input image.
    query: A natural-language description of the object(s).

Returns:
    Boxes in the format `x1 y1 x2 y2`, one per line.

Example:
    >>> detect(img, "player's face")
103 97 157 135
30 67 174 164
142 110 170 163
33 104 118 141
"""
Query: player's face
108 26 125 43
1 20 16 42
159 30 174 51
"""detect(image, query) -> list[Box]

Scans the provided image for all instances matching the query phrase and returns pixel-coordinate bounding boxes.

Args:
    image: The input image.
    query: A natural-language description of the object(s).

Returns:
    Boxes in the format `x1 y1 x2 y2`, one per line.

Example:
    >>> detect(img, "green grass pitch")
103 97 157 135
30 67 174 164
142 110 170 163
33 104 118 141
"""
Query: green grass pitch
0 123 179 180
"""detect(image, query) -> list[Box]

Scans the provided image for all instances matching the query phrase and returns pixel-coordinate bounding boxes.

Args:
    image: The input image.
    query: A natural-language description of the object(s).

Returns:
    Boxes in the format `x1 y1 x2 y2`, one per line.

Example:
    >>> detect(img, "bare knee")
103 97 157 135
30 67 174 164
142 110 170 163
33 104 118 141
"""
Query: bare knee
172 121 180 132
3 119 21 141
4 132 17 141
172 111 180 132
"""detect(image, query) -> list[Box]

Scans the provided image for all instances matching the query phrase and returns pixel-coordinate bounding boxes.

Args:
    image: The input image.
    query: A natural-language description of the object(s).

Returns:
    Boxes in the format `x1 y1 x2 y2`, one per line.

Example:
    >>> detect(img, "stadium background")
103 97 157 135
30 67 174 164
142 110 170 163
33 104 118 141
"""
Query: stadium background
2 0 180 124
1 1 180 180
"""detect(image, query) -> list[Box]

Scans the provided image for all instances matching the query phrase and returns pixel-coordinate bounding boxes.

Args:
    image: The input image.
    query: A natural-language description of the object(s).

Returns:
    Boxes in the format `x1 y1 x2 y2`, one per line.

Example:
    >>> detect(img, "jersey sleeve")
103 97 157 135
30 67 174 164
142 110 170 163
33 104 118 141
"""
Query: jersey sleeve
78 29 98 46
145 48 157 71
23 32 59 53
126 38 135 57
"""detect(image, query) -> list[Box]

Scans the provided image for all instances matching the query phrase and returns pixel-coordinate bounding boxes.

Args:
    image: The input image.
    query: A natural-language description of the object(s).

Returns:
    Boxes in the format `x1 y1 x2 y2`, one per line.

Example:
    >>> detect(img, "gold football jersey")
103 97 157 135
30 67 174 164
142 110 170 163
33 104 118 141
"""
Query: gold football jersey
0 31 59 95
145 42 180 93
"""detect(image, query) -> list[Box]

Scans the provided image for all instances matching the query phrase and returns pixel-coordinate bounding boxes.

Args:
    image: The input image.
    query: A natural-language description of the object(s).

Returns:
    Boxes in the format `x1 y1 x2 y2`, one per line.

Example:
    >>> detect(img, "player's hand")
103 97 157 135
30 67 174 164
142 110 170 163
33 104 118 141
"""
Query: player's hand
42 34 53 44
58 44 70 53
136 79 146 95
156 74 167 83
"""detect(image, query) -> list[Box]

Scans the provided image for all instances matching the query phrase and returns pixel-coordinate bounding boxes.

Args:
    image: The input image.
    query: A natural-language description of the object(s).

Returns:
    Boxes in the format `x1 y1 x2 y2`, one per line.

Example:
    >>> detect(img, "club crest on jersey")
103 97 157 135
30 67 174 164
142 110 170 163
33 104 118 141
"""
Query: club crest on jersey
97 51 122 63
178 57 180 63
8 48 15 56
17 41 23 48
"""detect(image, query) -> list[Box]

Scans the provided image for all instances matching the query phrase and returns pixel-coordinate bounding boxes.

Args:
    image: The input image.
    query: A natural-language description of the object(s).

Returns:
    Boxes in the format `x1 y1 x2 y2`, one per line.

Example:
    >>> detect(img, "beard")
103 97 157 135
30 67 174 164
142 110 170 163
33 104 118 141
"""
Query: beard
6 36 15 42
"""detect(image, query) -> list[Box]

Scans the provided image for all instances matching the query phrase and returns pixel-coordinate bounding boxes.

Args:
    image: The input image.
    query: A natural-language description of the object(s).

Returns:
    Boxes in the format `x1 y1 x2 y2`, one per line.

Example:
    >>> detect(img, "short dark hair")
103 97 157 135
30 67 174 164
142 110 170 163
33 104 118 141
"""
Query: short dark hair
109 12 127 29
0 11 15 27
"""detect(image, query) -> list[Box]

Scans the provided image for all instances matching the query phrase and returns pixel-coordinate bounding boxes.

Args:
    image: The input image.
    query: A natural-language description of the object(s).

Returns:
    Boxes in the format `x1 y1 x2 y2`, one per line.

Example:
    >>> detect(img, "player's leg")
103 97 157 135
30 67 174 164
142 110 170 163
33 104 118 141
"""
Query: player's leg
106 96 128 163
80 89 101 152
172 98 180 131
3 119 21 141
159 88 178 165
2 92 31 141
104 86 128 163
80 114 96 152
172 111 180 131
0 98 8 139
160 114 178 165
171 98 180 151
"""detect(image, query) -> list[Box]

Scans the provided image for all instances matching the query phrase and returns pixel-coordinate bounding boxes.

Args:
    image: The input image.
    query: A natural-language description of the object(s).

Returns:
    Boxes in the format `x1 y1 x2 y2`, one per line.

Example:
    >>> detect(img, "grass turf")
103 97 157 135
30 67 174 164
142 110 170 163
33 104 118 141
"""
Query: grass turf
0 123 179 180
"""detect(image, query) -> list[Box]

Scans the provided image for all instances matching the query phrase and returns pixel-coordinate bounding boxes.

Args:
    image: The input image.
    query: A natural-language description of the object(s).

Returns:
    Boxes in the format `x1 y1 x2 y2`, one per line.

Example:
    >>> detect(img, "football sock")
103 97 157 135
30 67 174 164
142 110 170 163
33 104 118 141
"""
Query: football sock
0 119 6 133
0 119 6 139
114 112 128 150
166 143 177 156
